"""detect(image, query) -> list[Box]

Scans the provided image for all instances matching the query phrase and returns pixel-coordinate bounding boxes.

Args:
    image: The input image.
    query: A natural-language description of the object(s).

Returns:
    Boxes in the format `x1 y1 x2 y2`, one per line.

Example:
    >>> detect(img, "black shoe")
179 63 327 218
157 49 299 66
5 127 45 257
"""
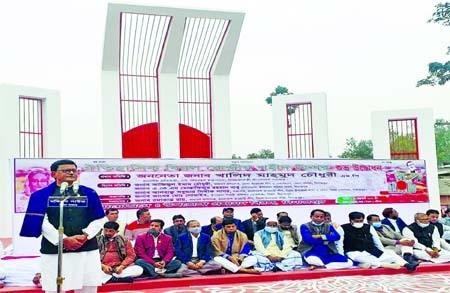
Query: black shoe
403 253 415 263
272 266 281 272
404 261 419 272
107 276 134 283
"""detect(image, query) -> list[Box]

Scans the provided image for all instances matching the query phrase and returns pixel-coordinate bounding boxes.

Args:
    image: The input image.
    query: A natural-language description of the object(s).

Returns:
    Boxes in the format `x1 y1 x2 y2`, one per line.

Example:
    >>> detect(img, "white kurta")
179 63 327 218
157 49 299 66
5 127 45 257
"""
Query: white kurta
40 216 104 292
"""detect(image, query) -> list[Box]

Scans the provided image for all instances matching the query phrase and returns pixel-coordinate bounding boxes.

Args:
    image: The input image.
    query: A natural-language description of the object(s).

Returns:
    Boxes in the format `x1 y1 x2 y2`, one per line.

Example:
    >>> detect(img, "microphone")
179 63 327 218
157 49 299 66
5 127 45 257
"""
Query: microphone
73 182 80 196
60 182 69 195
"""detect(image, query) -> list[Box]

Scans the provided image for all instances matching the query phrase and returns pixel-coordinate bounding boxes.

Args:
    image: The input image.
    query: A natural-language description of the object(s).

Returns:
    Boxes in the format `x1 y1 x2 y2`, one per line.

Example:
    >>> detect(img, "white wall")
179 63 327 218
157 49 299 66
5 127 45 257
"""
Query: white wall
101 4 244 159
272 93 329 159
0 84 61 238
371 108 438 210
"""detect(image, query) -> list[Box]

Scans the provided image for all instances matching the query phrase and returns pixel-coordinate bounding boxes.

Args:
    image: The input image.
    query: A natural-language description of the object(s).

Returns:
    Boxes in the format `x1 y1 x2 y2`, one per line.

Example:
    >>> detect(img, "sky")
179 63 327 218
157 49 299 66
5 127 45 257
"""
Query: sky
1 0 449 158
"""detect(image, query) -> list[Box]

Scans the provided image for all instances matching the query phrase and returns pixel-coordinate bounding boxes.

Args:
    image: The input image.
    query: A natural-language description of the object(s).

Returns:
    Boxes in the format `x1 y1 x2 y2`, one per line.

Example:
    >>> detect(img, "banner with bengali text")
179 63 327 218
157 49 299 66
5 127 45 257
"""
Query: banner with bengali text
14 158 428 213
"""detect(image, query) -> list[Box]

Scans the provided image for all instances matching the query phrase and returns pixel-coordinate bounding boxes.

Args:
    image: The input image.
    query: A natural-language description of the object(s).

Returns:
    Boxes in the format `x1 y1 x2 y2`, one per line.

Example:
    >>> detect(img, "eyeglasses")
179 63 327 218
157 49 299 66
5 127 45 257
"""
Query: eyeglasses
57 169 77 174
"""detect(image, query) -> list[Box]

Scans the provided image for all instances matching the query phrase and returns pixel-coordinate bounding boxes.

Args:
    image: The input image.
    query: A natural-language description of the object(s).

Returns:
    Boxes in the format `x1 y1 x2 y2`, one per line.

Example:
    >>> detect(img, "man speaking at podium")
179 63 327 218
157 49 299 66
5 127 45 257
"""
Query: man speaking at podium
20 159 105 293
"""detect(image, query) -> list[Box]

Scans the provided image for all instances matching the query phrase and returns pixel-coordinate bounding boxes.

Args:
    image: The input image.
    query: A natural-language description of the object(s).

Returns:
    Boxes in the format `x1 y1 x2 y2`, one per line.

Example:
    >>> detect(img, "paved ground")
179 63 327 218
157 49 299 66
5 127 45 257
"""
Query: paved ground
108 272 450 293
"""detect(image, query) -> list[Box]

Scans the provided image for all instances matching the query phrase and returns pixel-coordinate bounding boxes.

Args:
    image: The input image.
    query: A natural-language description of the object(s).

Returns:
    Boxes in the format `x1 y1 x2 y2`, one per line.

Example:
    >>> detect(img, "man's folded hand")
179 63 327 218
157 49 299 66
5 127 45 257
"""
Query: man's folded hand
63 236 84 250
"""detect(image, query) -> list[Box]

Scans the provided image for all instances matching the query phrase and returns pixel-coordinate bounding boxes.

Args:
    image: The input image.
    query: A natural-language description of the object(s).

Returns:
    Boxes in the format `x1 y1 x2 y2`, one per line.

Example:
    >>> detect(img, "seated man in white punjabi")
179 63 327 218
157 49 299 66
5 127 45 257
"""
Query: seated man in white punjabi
367 214 419 271
342 211 415 270
211 218 260 274
427 209 450 251
298 209 353 270
402 212 450 263
252 219 303 272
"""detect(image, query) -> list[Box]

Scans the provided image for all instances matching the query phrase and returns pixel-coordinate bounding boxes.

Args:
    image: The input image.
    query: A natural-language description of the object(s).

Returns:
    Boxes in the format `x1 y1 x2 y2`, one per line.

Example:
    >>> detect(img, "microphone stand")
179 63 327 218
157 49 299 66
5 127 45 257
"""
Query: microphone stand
57 191 69 293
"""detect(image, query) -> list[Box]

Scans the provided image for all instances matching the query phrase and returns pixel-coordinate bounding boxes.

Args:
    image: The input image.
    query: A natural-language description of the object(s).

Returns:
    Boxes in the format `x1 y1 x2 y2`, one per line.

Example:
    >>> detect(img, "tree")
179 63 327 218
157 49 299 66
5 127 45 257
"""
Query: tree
338 120 450 165
389 132 417 160
338 138 373 159
435 119 450 165
246 149 275 159
265 86 297 115
417 2 450 87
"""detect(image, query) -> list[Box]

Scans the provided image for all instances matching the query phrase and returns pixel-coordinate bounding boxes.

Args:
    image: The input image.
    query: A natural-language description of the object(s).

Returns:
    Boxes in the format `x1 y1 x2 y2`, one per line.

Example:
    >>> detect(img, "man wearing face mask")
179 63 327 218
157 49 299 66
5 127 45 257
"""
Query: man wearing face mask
252 219 303 272
439 208 450 227
97 221 143 284
299 209 353 270
426 209 450 251
201 216 223 237
164 214 187 245
342 211 412 269
367 214 419 271
278 216 300 251
174 220 222 276
402 213 450 263
135 219 182 278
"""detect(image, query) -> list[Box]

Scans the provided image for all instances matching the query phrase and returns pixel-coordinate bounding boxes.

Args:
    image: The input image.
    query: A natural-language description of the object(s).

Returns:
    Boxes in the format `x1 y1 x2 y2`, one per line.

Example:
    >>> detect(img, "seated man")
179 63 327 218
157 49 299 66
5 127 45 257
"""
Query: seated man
342 211 416 271
201 216 223 237
381 208 408 234
242 208 267 249
402 213 450 263
222 208 245 232
135 219 182 278
174 220 222 276
125 208 152 242
211 218 260 274
277 212 298 230
439 208 450 227
253 219 303 272
278 216 300 251
324 211 344 255
164 214 187 245
427 209 450 250
97 221 143 284
367 214 418 266
103 208 126 237
299 209 353 270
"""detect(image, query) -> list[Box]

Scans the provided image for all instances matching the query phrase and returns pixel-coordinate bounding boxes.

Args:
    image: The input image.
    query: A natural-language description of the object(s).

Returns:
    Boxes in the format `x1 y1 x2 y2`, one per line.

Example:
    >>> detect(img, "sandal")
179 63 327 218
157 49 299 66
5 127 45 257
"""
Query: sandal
32 273 42 288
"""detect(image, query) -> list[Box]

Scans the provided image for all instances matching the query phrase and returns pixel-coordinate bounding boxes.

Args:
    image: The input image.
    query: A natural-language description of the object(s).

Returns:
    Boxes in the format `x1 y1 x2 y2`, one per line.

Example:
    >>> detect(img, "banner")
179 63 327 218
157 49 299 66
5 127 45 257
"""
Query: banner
14 158 428 212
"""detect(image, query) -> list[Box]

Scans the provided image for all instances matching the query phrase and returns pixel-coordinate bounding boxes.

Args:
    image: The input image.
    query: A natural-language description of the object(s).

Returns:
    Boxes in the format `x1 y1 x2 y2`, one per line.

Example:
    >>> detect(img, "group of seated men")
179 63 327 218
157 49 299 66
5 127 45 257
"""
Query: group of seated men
97 206 450 284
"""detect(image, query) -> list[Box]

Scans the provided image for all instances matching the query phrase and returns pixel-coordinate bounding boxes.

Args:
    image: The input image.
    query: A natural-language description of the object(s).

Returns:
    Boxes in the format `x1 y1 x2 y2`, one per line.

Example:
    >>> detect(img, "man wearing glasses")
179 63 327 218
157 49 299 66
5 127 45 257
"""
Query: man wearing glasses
20 159 105 293
402 213 450 263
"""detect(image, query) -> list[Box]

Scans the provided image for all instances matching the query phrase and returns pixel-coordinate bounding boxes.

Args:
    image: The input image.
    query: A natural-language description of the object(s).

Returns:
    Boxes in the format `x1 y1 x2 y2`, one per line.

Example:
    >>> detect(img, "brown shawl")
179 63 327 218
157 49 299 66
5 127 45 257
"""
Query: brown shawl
211 229 249 257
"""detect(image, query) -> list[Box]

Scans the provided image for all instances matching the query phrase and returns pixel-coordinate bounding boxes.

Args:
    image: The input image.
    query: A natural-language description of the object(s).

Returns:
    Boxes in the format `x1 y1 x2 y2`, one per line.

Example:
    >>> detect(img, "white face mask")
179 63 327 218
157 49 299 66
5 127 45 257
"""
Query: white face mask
264 227 278 234
352 222 364 229
188 227 201 234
